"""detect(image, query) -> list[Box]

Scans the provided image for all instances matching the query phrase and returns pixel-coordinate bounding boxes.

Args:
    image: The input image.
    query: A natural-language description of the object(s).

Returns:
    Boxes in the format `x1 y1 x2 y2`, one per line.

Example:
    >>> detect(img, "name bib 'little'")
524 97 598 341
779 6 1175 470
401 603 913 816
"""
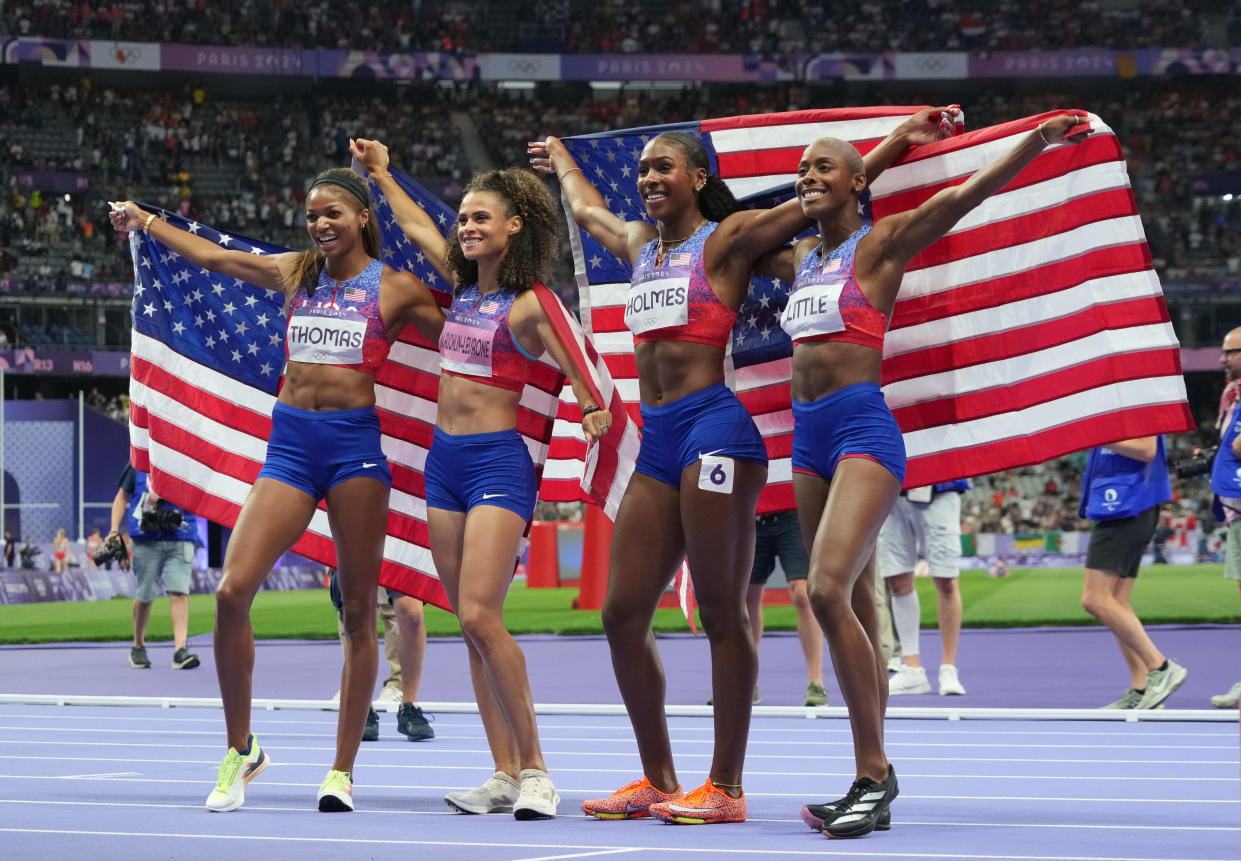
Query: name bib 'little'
780 275 845 341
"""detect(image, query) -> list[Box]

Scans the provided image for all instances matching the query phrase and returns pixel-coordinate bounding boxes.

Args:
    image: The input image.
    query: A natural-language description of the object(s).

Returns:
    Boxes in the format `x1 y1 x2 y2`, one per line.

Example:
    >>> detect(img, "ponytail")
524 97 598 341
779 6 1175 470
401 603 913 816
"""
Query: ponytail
696 174 738 222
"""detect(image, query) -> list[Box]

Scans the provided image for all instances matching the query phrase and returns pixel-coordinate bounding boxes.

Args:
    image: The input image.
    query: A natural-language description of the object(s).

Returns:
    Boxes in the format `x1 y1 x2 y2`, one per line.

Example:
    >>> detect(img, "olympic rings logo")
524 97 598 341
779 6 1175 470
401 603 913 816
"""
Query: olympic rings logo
506 58 543 74
914 56 946 72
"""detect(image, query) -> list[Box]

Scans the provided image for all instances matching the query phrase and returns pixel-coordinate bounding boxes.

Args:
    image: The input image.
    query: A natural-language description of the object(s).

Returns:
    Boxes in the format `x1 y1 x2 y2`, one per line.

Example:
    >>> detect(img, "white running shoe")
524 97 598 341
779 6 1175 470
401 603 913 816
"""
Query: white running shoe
1210 680 1241 708
205 735 269 812
938 664 966 696
514 768 560 820
888 665 931 695
445 771 521 814
374 684 402 708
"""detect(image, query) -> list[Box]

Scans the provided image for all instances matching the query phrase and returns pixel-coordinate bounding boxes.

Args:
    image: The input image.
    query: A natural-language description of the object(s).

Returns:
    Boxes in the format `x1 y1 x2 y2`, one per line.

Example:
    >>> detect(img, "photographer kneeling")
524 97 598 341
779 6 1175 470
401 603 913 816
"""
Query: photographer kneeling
108 463 202 670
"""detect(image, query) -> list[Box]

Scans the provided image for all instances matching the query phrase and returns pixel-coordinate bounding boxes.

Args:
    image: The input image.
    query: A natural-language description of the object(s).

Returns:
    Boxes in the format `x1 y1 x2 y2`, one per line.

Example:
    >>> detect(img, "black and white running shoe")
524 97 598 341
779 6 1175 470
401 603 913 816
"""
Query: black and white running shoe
801 796 890 831
820 765 899 839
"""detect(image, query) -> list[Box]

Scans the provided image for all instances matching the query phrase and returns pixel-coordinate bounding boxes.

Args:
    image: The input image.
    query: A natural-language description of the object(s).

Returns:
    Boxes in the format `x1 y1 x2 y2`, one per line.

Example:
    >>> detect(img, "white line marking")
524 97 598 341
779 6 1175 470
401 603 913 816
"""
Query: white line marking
0 827 1233 860
57 771 140 779
510 851 639 861
0 799 1234 832
0 778 1235 805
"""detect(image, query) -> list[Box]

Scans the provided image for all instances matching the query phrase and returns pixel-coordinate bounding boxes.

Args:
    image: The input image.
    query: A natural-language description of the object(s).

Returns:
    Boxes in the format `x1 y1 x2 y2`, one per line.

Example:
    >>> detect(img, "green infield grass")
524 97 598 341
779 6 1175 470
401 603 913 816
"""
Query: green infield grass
0 564 1236 644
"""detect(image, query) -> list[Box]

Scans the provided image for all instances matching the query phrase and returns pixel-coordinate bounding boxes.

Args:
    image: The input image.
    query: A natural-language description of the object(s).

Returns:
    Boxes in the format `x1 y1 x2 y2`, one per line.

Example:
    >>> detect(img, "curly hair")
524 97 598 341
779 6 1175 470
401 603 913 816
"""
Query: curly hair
285 168 381 299
652 131 739 223
446 169 560 293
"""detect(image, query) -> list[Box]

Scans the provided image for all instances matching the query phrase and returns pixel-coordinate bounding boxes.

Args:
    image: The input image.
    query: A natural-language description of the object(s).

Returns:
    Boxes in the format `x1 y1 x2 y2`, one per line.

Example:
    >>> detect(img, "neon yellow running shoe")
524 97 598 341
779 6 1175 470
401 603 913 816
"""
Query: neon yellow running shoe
317 769 354 812
205 735 269 812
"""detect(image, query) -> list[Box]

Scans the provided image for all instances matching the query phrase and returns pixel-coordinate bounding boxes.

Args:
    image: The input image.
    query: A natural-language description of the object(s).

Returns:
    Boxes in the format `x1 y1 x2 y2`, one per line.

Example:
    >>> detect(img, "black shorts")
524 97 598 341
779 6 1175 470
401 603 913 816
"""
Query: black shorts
750 510 810 586
1085 505 1160 579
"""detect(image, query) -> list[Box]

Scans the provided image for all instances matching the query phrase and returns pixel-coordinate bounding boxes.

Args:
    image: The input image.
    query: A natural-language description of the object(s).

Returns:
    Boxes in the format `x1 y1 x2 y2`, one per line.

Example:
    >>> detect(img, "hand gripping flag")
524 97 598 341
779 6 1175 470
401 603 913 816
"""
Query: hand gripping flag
126 169 637 610
558 107 1194 505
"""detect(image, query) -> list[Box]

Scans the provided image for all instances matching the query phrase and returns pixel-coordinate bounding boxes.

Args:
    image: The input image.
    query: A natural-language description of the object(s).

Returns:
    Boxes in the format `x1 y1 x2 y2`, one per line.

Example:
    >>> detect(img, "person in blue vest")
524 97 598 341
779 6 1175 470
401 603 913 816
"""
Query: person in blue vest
877 480 971 696
1208 329 1241 707
1080 436 1185 709
107 463 201 671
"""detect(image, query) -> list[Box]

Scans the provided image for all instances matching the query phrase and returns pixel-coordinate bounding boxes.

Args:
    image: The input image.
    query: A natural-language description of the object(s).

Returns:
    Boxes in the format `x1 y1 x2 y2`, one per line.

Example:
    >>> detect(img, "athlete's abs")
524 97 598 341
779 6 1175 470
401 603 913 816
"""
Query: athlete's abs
279 362 376 411
436 373 522 435
634 340 726 405
790 340 882 403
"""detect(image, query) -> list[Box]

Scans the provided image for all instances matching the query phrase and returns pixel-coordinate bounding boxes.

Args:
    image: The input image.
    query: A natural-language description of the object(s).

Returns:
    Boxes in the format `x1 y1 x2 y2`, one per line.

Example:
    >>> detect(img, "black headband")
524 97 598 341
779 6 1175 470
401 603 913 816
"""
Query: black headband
307 173 370 209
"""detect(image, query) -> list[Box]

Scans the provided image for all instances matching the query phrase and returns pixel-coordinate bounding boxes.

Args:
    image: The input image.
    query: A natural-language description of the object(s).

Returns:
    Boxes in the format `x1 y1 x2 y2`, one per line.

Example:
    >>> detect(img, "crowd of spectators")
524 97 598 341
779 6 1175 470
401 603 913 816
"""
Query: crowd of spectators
1 79 467 286
4 0 1238 54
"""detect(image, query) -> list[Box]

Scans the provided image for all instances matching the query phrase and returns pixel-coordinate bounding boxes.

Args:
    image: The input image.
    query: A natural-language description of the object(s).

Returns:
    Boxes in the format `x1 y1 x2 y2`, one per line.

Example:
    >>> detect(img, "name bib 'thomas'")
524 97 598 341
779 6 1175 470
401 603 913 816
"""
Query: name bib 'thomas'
287 306 367 364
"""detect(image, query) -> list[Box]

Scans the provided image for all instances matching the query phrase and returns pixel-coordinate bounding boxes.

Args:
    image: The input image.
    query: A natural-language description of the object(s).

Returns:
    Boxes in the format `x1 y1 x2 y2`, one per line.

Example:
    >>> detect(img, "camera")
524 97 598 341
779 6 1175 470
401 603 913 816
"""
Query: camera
1174 446 1217 479
140 505 184 534
92 533 130 570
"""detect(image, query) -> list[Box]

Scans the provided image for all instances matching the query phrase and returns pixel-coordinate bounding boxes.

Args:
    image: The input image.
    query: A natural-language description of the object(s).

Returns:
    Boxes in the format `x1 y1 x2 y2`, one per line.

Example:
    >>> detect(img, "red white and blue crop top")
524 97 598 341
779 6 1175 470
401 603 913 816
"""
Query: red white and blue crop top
439 284 540 393
780 224 888 350
286 259 392 375
625 221 737 348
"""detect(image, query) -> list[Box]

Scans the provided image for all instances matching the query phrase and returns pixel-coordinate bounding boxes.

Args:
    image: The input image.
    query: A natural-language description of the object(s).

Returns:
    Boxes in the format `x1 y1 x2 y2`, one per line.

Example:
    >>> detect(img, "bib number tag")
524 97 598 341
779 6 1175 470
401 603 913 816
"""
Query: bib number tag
699 455 735 495
780 276 845 341
439 312 498 377
625 274 690 334
287 306 367 365
906 486 932 503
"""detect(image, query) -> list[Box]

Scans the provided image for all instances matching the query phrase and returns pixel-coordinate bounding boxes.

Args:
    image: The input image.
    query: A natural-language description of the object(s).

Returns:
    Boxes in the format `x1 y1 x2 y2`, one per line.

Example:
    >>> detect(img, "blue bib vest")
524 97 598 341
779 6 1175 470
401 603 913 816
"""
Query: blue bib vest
1211 406 1241 500
1079 437 1171 521
126 469 199 543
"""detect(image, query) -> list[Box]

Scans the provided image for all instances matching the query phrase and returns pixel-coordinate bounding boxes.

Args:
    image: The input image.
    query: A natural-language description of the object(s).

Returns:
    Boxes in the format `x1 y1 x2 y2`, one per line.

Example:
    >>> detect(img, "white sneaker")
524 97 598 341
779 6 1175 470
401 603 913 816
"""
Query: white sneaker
886 656 903 673
888 664 931 695
1210 680 1241 708
205 735 269 812
374 685 402 708
445 771 521 814
938 664 966 695
514 768 560 820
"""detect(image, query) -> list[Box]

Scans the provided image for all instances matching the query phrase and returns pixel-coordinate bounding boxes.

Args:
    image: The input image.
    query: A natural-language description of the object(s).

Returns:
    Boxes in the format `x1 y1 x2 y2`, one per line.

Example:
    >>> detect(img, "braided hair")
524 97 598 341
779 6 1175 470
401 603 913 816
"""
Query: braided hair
446 169 560 293
652 131 738 223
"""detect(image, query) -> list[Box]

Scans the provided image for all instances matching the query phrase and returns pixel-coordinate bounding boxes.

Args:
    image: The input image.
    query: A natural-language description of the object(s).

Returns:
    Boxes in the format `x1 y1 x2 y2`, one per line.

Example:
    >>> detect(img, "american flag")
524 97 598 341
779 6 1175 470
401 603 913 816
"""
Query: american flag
127 169 636 610
560 107 1194 507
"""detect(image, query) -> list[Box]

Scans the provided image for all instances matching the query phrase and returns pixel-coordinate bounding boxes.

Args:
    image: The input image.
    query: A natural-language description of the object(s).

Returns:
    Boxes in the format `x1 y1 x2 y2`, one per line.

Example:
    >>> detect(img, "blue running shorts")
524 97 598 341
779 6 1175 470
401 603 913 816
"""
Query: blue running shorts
791 381 906 483
258 401 392 501
635 382 768 487
424 427 538 520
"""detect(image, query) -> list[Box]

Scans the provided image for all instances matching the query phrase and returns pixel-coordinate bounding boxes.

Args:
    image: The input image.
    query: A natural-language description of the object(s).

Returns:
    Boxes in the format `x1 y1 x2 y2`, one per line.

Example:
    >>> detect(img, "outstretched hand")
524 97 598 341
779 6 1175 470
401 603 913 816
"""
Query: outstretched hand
896 105 963 146
107 200 148 234
1037 112 1091 145
527 137 559 175
350 137 391 174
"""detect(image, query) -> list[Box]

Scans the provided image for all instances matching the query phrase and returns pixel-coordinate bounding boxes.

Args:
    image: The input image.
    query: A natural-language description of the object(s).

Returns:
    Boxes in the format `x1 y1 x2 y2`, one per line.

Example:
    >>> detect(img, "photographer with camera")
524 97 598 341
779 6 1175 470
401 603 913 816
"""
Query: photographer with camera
1205 327 1241 707
108 463 201 670
1080 435 1185 709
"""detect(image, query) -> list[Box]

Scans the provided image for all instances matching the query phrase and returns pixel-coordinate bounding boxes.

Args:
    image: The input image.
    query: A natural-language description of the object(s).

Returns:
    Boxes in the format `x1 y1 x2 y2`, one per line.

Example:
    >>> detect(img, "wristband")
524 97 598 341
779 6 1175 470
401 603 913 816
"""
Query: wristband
581 404 602 418
142 212 157 232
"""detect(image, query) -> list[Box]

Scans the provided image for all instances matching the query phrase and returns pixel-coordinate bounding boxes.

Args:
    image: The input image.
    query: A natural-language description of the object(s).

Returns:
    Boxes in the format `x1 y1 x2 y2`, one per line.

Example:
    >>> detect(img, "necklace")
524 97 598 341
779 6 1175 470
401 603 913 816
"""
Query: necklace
655 219 706 266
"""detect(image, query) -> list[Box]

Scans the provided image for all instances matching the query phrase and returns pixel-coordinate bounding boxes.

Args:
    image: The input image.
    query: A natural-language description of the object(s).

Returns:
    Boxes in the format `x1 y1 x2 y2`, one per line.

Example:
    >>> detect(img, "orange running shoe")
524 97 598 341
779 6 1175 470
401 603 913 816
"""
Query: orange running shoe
649 778 746 825
582 776 683 819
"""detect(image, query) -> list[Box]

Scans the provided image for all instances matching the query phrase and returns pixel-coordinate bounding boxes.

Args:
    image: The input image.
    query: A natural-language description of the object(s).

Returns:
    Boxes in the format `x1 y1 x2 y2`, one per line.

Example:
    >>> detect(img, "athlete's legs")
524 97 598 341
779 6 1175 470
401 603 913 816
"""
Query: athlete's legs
215 478 318 753
324 475 389 774
429 507 520 778
795 458 901 782
602 473 687 794
457 505 546 771
681 458 767 793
